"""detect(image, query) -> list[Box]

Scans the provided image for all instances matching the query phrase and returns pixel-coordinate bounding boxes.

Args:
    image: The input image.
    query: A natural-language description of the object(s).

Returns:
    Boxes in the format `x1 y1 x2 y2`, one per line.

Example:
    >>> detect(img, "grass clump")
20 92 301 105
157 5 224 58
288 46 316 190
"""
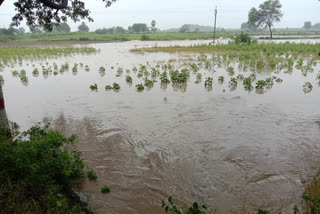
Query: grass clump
0 124 88 214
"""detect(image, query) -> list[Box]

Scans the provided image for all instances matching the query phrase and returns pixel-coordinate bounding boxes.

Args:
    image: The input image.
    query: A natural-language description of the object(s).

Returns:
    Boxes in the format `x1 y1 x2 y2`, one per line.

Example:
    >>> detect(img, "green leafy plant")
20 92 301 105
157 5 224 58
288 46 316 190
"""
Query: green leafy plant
113 83 120 90
243 77 253 91
218 76 224 84
303 82 313 94
87 170 97 181
160 71 170 84
204 77 213 88
234 32 255 44
126 75 133 84
0 124 87 213
136 84 145 91
90 84 98 91
105 85 113 90
101 186 110 194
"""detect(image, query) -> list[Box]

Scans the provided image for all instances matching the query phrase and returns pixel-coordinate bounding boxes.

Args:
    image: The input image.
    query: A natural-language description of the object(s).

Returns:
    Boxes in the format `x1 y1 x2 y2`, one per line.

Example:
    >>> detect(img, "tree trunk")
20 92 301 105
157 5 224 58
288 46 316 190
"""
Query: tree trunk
0 84 9 130
268 25 273 40
0 0 5 7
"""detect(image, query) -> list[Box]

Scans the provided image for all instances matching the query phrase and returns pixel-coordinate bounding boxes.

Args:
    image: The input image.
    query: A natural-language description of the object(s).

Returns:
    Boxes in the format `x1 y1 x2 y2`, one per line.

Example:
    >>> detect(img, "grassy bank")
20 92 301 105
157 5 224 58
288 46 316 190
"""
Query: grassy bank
0 32 233 43
132 42 320 58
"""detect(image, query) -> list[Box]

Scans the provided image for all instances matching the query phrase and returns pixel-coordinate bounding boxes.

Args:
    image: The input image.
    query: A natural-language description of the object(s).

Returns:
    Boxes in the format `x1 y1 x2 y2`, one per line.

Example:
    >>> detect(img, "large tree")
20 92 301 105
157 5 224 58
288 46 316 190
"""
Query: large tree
0 0 117 130
0 0 117 31
248 0 283 39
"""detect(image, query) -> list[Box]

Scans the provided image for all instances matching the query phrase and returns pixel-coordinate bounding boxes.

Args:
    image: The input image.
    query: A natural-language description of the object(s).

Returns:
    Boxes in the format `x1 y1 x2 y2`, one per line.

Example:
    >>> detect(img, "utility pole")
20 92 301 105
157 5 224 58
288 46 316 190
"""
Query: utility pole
213 6 217 44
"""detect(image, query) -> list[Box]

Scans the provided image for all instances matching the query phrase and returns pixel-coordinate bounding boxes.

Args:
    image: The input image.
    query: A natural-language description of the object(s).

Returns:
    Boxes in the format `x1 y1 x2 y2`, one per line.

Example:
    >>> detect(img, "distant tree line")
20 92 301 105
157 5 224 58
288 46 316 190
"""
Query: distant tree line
303 21 320 29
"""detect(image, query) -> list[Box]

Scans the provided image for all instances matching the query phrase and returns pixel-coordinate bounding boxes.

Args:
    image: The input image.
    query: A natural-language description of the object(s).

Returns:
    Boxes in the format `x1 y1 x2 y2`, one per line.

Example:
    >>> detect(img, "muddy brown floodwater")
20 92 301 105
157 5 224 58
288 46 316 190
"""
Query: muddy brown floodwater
2 39 320 214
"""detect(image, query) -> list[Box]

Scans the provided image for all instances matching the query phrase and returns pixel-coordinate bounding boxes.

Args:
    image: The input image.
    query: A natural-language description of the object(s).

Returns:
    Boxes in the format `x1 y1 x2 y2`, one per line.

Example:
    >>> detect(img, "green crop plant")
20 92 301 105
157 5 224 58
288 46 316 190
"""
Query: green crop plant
189 63 200 72
303 82 313 94
32 68 39 76
53 72 58 76
256 80 267 90
144 78 155 87
170 69 189 84
243 77 253 91
113 83 120 90
205 77 213 87
90 84 98 91
99 66 106 72
85 65 90 72
229 78 238 88
276 78 283 83
117 67 124 75
137 73 143 78
126 69 131 74
53 63 58 71
227 66 235 76
265 78 274 88
218 76 224 84
105 85 113 90
12 70 19 77
160 72 170 84
72 63 78 73
196 73 202 80
237 74 244 80
136 84 145 91
250 73 257 81
132 66 138 72
126 76 133 84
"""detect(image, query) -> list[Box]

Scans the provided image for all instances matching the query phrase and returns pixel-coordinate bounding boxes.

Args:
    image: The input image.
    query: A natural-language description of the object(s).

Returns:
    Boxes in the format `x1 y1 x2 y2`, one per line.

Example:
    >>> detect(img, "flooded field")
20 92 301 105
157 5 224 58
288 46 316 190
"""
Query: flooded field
1 39 320 213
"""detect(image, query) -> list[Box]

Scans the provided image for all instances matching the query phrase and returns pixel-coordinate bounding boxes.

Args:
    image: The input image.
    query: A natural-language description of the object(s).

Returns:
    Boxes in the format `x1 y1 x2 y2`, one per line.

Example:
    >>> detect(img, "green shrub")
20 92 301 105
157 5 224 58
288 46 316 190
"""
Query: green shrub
0 124 86 213
233 32 255 44
141 34 150 41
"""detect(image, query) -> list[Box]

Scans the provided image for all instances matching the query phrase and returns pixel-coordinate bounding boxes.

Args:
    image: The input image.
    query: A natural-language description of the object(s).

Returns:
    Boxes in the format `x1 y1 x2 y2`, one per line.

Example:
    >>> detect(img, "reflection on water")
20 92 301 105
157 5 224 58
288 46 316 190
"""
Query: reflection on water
1 39 320 213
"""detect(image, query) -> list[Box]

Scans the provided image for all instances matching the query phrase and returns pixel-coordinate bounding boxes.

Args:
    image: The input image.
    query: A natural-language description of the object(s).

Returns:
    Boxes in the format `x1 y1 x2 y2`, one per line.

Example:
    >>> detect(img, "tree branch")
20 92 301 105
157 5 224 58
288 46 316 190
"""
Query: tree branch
0 0 5 7
39 0 68 10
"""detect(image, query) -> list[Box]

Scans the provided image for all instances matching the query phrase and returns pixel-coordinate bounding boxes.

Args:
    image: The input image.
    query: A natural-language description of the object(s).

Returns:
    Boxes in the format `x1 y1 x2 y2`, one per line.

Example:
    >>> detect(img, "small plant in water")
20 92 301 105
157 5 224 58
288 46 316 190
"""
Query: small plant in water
229 78 238 88
256 80 267 90
126 76 133 84
237 74 244 80
90 84 98 91
87 170 97 181
243 77 253 91
99 66 106 72
144 78 155 87
205 77 213 88
160 71 170 84
101 186 110 194
218 76 224 84
227 66 235 76
303 82 313 94
136 84 145 91
113 83 120 90
105 85 113 90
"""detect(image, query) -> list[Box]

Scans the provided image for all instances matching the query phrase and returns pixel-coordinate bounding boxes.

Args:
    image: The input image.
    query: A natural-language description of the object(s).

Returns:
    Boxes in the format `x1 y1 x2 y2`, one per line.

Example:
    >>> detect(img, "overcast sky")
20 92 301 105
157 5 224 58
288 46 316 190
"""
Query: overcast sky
0 0 319 31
